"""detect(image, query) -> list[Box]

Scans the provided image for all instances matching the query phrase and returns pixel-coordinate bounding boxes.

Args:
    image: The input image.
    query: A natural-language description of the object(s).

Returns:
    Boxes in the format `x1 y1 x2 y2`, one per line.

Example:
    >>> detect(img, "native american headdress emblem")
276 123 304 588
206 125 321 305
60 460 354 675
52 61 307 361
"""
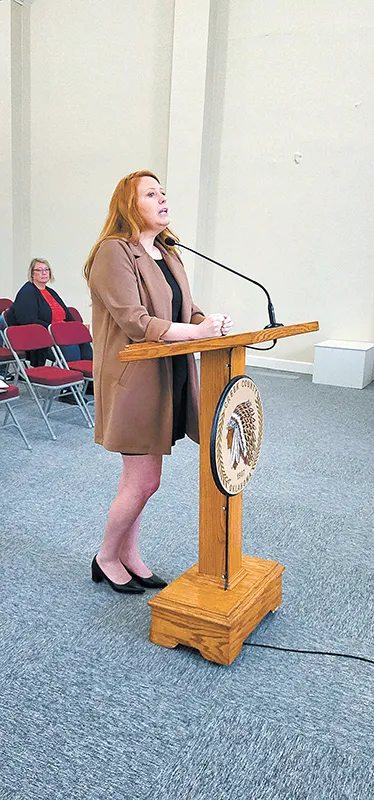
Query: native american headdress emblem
226 400 257 470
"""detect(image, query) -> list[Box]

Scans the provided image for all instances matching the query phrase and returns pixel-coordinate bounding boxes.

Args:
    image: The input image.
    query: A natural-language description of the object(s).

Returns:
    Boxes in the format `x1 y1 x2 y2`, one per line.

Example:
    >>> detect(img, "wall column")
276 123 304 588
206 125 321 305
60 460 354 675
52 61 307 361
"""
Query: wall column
166 0 211 288
11 0 31 292
0 0 31 297
0 0 14 297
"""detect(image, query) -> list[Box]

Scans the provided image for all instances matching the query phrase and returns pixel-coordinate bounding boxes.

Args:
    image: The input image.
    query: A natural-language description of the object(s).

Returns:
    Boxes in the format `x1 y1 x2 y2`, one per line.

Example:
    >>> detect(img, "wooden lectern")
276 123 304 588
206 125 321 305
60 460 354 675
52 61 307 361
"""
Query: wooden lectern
120 321 318 665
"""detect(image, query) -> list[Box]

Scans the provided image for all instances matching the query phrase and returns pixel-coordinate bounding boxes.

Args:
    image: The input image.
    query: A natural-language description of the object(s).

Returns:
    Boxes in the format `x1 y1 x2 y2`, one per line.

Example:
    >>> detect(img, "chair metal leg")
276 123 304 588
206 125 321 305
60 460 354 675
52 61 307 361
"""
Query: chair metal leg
45 393 55 415
86 406 94 425
81 391 94 426
70 384 93 428
83 379 94 407
6 403 32 450
82 386 94 426
26 381 57 440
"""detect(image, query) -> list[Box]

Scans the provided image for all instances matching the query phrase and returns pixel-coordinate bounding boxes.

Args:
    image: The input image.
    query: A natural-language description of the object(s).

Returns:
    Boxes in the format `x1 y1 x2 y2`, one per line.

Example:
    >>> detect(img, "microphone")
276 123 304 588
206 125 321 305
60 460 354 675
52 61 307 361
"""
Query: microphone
164 237 283 330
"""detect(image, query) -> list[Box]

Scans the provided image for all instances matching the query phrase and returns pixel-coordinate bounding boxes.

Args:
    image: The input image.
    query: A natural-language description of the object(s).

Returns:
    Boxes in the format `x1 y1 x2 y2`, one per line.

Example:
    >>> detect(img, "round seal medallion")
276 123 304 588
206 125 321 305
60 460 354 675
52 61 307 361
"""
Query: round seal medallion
210 375 263 496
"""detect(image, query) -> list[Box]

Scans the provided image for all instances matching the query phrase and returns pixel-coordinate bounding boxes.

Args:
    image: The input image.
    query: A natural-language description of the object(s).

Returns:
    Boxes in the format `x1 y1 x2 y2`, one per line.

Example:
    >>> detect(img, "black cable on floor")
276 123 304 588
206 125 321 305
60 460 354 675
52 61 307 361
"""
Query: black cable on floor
243 642 374 665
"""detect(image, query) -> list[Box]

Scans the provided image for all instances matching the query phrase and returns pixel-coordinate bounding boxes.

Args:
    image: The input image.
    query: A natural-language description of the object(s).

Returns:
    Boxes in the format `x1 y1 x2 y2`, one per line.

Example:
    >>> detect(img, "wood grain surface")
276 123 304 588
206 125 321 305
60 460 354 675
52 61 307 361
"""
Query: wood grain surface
143 321 318 664
198 346 246 586
149 556 284 665
119 321 319 361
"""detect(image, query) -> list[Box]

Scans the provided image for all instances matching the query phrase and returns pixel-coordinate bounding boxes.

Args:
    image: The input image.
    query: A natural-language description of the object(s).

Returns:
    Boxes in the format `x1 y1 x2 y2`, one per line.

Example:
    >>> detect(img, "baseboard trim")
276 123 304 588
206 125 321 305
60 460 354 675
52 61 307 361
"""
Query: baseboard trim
195 353 313 374
244 354 313 374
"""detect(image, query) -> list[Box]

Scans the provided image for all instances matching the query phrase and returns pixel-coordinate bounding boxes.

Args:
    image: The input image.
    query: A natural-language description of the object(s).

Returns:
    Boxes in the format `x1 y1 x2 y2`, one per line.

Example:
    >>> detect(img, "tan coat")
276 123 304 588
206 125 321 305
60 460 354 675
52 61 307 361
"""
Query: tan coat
89 238 204 454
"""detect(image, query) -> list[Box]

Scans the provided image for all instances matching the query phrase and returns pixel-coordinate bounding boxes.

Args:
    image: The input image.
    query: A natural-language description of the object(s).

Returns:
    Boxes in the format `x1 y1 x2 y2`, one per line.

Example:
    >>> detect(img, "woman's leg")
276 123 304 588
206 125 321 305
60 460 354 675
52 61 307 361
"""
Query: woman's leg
96 454 162 584
118 511 149 577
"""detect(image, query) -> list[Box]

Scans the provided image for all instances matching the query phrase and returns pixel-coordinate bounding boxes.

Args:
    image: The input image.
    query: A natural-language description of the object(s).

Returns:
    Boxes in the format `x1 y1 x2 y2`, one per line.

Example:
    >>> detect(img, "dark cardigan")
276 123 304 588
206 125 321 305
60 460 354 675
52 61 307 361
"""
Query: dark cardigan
7 281 74 367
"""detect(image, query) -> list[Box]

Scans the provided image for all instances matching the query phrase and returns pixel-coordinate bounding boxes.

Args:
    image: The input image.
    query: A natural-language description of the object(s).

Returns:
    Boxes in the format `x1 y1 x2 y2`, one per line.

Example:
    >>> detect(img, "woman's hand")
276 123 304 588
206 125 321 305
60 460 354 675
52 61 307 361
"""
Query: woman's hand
161 314 234 342
220 315 234 335
197 313 234 339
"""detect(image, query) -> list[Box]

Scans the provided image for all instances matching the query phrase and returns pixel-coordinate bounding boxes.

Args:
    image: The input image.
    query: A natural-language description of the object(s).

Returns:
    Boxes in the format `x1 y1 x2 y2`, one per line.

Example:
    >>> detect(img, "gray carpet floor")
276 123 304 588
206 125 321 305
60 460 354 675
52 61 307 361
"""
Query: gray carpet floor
1 368 373 799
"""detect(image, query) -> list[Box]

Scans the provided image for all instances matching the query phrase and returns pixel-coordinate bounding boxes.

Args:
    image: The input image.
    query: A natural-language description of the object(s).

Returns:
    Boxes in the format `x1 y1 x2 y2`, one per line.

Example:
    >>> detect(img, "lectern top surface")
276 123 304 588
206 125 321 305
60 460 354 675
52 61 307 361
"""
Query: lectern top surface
119 321 319 362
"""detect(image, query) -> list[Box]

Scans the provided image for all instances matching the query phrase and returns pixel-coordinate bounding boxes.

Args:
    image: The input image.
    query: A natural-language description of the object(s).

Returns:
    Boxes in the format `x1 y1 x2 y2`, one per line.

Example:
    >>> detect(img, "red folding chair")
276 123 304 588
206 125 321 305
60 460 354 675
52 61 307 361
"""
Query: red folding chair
67 306 83 322
49 321 94 414
4 324 92 440
0 345 20 381
0 384 31 450
0 308 27 382
0 298 12 314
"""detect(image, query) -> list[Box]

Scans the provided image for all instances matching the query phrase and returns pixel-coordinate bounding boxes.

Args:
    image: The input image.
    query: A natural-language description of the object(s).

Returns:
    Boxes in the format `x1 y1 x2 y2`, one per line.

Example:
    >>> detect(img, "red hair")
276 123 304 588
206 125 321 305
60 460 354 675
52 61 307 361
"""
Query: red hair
84 170 178 282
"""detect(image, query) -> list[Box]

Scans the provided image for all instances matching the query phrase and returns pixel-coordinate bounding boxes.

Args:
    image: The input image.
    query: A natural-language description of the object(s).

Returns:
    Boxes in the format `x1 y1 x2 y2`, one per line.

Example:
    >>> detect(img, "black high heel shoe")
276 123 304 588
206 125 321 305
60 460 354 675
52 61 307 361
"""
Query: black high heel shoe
121 564 168 589
91 556 145 594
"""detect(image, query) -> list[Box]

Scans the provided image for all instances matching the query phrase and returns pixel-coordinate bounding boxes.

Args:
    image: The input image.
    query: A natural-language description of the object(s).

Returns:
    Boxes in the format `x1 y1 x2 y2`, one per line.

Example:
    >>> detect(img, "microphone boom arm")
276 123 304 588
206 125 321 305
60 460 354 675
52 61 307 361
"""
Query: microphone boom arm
166 239 283 329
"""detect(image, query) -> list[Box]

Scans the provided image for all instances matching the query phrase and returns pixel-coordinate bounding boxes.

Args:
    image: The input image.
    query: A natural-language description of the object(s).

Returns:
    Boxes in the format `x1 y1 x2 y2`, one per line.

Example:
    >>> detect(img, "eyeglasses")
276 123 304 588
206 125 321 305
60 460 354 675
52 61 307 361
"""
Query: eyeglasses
33 268 50 273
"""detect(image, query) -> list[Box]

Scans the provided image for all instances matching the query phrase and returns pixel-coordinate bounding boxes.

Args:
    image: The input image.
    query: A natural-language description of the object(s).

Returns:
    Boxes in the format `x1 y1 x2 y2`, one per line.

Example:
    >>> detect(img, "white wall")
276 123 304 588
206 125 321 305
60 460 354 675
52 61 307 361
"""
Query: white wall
11 0 31 293
196 0 374 363
29 0 174 320
2 0 374 369
165 0 211 291
0 0 14 299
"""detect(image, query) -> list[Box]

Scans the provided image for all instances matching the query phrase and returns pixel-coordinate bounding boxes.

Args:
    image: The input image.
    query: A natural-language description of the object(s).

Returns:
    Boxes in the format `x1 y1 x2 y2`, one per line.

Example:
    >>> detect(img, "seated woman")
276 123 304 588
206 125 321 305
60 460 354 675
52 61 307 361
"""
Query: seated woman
6 258 92 367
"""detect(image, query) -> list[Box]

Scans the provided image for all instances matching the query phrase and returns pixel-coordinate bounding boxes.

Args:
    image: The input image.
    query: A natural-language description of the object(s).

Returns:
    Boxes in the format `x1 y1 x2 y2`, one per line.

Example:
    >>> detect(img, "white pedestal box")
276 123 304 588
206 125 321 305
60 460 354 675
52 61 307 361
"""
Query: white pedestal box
313 340 374 389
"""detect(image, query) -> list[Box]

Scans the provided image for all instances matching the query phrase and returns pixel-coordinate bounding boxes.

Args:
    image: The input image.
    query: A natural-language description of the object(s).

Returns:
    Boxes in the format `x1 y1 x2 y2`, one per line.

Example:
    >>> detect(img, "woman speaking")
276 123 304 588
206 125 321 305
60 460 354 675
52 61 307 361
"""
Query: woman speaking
84 170 233 594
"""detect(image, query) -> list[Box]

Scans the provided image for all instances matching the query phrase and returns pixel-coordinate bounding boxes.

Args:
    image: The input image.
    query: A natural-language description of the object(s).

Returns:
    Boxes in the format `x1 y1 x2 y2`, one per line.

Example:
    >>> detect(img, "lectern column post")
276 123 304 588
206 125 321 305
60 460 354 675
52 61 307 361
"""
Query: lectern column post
198 345 247 588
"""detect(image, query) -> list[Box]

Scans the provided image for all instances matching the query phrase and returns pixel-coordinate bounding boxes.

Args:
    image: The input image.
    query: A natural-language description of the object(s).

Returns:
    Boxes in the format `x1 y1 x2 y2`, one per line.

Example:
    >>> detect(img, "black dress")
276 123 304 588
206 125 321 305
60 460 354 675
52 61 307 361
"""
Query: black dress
154 257 188 446
121 257 188 455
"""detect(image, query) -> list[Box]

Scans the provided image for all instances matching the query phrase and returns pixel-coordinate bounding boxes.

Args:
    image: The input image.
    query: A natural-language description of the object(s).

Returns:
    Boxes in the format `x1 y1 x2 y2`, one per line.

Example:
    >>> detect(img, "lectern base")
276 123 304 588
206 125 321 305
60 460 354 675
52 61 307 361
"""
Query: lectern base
148 556 284 666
